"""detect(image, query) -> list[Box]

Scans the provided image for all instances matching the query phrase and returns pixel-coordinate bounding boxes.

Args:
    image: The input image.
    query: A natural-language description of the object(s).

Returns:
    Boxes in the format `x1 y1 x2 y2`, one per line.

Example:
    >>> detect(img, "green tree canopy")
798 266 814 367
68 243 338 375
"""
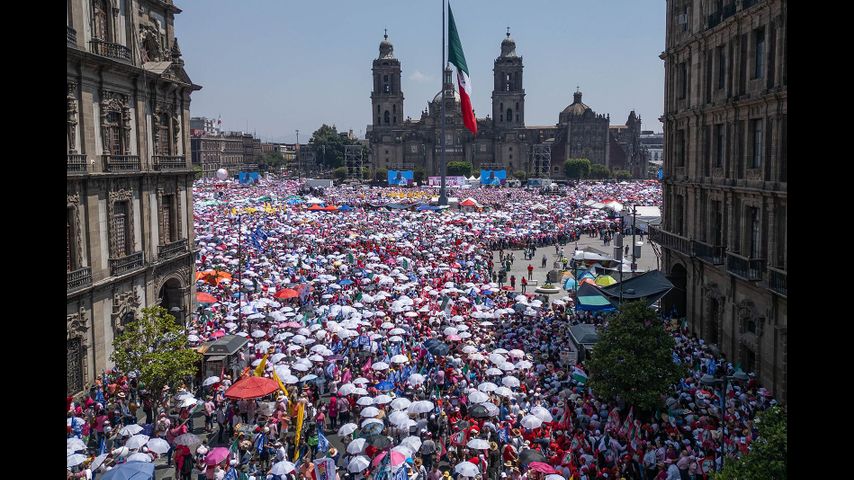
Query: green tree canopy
257 151 286 172
714 406 787 480
613 169 633 180
111 306 200 399
309 124 366 169
414 168 426 183
564 158 591 179
589 163 612 179
333 166 349 180
374 168 388 182
513 170 527 181
588 301 685 412
447 161 472 177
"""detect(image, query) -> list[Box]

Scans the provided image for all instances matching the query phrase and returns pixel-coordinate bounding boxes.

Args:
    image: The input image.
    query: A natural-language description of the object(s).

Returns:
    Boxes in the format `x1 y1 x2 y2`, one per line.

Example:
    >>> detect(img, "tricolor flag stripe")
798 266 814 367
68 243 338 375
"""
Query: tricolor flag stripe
448 3 477 135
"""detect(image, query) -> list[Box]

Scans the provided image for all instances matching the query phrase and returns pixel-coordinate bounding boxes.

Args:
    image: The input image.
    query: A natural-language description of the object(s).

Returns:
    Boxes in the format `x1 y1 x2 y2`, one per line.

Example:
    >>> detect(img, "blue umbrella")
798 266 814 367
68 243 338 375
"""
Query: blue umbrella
286 198 303 205
339 279 354 286
101 461 155 480
375 381 394 392
339 205 354 211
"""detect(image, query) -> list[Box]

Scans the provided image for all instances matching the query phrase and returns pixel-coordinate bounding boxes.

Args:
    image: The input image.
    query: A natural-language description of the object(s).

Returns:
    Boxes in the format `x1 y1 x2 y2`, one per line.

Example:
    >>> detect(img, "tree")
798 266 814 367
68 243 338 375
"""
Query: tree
447 161 472 177
193 165 203 180
564 158 591 179
613 169 633 180
257 151 286 172
309 124 366 169
111 306 200 407
589 163 611 179
414 168 426 183
513 170 527 181
587 301 685 412
714 406 787 480
374 168 388 182
333 166 348 180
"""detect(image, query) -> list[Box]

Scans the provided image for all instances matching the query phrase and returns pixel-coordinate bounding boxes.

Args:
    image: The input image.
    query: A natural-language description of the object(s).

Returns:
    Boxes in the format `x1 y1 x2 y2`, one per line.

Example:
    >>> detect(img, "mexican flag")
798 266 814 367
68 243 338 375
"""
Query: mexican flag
571 366 588 384
448 3 477 135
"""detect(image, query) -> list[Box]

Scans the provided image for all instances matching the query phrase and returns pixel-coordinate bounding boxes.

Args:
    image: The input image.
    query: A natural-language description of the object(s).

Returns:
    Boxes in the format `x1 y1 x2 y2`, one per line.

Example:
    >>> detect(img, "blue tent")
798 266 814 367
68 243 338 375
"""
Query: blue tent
563 277 577 290
575 283 616 312
416 204 441 211
339 204 354 211
101 461 155 480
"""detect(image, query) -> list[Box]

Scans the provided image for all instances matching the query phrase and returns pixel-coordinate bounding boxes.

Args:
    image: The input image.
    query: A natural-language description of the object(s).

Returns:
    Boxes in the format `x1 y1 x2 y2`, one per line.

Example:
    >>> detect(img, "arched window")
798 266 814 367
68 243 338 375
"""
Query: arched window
505 73 511 91
384 110 390 125
91 0 110 41
393 105 396 114
383 75 390 93
155 113 171 155
105 111 124 155
506 108 513 123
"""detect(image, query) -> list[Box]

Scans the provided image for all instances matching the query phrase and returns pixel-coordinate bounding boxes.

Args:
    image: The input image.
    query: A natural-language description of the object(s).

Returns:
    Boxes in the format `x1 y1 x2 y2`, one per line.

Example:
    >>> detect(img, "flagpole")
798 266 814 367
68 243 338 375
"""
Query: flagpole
439 0 448 206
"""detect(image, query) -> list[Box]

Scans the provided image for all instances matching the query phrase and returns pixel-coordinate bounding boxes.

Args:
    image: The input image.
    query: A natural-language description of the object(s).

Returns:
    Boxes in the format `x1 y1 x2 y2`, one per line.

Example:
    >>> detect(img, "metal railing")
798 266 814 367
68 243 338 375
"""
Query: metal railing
102 155 141 172
767 266 787 297
109 252 144 276
158 239 188 260
67 267 92 292
67 26 77 45
693 240 725 265
153 155 188 171
67 154 87 173
648 225 693 257
89 39 131 61
726 252 765 281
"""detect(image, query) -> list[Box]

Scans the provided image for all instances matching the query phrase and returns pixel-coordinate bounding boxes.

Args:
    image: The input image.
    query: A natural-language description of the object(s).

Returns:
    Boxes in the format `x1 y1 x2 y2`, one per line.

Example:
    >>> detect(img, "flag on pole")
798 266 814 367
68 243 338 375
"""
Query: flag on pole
254 354 269 377
292 402 306 461
448 3 477 135
571 366 588 384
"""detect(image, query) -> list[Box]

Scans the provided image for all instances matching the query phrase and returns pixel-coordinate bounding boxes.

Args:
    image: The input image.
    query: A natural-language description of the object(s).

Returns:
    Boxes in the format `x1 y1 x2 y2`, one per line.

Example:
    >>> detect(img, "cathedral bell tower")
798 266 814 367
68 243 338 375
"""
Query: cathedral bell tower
371 30 404 129
492 28 525 129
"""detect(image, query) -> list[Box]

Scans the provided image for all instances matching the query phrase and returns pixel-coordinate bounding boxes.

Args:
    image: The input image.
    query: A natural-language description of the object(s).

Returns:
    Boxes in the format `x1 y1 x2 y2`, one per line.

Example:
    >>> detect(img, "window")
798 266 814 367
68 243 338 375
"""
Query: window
751 119 763 168
383 75 390 93
717 45 726 89
715 124 724 167
516 114 520 122
161 195 176 243
384 111 390 125
748 206 761 258
754 28 765 79
91 0 110 41
676 129 686 166
678 62 687 99
674 195 685 236
155 113 171 155
775 206 786 267
505 73 511 91
113 201 131 258
739 33 748 93
767 25 776 88
67 338 84 395
104 111 124 155
480 144 486 152
506 109 513 123
705 50 712 103
711 200 723 246
67 207 77 272
703 125 711 176
780 115 787 182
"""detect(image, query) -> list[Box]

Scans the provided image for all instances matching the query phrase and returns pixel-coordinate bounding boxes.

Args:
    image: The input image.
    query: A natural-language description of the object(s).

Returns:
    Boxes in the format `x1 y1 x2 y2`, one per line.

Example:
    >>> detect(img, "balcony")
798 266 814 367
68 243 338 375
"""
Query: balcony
158 239 189 260
767 266 787 297
649 226 693 257
102 155 141 172
67 26 77 45
67 267 92 292
693 240 725 265
67 154 87 173
109 252 145 277
153 155 188 171
726 252 765 281
89 39 131 62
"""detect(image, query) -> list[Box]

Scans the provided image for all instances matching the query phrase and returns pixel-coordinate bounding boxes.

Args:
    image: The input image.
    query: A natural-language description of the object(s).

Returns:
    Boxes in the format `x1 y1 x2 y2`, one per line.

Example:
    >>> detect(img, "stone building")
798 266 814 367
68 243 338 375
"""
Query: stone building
653 0 786 401
67 0 201 396
366 31 645 178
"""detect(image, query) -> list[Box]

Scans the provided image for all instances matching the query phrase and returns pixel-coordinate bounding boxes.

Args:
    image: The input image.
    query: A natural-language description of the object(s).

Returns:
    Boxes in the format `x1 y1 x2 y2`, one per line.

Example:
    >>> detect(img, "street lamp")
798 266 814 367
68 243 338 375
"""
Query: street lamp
614 233 624 305
700 368 749 472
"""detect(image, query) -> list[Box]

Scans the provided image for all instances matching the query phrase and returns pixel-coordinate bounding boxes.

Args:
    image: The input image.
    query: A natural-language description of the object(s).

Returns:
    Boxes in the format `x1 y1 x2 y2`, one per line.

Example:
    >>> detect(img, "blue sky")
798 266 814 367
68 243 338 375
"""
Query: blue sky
176 0 665 143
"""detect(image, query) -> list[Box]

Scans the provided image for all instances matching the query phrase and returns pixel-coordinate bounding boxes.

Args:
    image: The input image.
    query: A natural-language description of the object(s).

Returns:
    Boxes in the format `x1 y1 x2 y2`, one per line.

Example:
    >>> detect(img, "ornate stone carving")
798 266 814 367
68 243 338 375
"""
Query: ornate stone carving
67 83 79 153
107 183 135 257
67 185 84 269
67 311 89 339
100 90 132 155
139 24 164 62
111 289 141 334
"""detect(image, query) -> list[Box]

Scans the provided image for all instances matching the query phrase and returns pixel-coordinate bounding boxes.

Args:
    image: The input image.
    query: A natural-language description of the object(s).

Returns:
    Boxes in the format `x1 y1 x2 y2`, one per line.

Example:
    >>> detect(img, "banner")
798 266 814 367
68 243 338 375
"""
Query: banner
314 457 337 480
239 171 261 185
428 176 467 186
292 402 305 461
387 170 414 186
480 170 506 186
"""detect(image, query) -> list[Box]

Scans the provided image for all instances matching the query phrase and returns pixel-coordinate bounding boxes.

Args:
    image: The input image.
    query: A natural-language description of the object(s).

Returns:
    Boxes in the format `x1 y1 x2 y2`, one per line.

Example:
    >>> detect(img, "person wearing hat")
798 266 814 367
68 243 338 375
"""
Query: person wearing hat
487 442 501 480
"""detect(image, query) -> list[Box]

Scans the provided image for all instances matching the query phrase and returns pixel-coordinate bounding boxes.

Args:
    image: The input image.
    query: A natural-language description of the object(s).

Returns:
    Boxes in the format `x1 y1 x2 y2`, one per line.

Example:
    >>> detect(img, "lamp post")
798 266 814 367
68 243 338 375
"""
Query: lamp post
700 368 749 472
295 129 300 181
629 204 638 272
614 233 624 305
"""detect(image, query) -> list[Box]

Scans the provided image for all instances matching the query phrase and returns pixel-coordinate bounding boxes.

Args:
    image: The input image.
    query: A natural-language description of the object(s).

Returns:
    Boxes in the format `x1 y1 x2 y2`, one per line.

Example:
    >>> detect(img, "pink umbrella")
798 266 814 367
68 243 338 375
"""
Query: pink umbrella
210 330 226 339
446 334 462 341
371 450 407 467
205 447 230 465
528 462 557 474
283 322 302 328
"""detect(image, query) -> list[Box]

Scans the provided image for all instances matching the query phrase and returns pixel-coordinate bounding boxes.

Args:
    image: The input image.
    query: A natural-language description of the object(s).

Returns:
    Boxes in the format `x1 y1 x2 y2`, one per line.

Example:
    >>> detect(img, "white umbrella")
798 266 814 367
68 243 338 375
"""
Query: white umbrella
407 400 434 414
251 330 266 338
174 432 202 447
401 436 422 454
179 397 199 408
360 406 380 418
485 368 503 376
408 373 425 386
67 453 88 468
483 402 500 417
467 438 490 450
291 363 310 372
468 353 486 361
516 360 534 370
477 382 498 393
353 387 369 396
499 362 516 371
357 397 374 406
509 349 525 358
146 437 170 454
271 461 296 475
338 383 357 396
489 353 507 365
361 418 384 429
300 374 318 383
347 437 367 454
338 423 358 436
468 391 489 404
353 377 370 385
90 453 109 471
390 397 412 411
390 355 409 364
67 438 87 452
202 376 221 387
520 414 544 429
462 345 478 354
455 461 480 477
389 328 406 335
531 406 553 422
388 410 411 427
372 362 390 371
281 374 299 384
392 445 414 458
502 376 520 388
348 455 371 473
374 394 393 405
494 386 514 397
125 434 149 450
126 452 152 463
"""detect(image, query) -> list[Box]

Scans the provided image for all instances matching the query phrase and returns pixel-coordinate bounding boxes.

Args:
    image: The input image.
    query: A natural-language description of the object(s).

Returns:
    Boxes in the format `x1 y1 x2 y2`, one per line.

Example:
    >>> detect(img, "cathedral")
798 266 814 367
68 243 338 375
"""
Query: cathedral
366 30 648 179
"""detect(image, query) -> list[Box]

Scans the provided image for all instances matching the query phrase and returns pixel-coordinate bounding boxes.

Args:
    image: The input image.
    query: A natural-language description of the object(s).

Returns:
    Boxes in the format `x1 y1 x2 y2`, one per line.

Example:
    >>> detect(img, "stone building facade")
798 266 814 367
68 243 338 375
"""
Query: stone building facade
366 31 646 178
653 0 786 401
67 0 201 396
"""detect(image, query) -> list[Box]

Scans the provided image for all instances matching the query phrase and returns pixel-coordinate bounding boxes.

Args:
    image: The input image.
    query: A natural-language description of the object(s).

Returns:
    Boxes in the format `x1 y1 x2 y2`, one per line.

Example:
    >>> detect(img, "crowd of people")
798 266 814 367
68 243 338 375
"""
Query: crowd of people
67 178 775 480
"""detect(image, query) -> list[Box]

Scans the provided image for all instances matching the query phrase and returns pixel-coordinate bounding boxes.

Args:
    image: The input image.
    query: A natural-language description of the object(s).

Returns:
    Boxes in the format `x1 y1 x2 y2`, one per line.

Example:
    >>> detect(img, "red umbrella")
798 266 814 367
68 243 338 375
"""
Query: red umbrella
196 292 218 303
274 289 299 299
528 462 557 474
224 376 278 400
210 330 226 339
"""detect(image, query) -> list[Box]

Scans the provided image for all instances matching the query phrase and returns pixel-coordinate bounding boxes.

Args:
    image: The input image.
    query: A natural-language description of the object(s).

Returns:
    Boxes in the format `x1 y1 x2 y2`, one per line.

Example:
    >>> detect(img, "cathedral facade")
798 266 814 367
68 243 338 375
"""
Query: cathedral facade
366 31 648 179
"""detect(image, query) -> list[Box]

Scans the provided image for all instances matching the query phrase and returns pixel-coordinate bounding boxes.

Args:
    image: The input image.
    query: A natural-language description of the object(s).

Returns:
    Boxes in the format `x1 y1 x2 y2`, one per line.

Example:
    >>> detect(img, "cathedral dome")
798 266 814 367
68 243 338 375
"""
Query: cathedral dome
561 89 590 116
432 88 461 104
379 31 394 59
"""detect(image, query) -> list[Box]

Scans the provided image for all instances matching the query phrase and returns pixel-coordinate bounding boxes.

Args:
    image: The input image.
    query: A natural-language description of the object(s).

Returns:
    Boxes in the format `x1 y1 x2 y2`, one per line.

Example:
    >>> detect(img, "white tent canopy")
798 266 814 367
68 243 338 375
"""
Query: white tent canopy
622 206 661 232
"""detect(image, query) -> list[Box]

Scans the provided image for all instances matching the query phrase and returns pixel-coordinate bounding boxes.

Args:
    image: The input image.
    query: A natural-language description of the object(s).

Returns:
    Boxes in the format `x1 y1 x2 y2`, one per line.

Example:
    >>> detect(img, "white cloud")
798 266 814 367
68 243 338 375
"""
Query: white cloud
409 70 432 83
